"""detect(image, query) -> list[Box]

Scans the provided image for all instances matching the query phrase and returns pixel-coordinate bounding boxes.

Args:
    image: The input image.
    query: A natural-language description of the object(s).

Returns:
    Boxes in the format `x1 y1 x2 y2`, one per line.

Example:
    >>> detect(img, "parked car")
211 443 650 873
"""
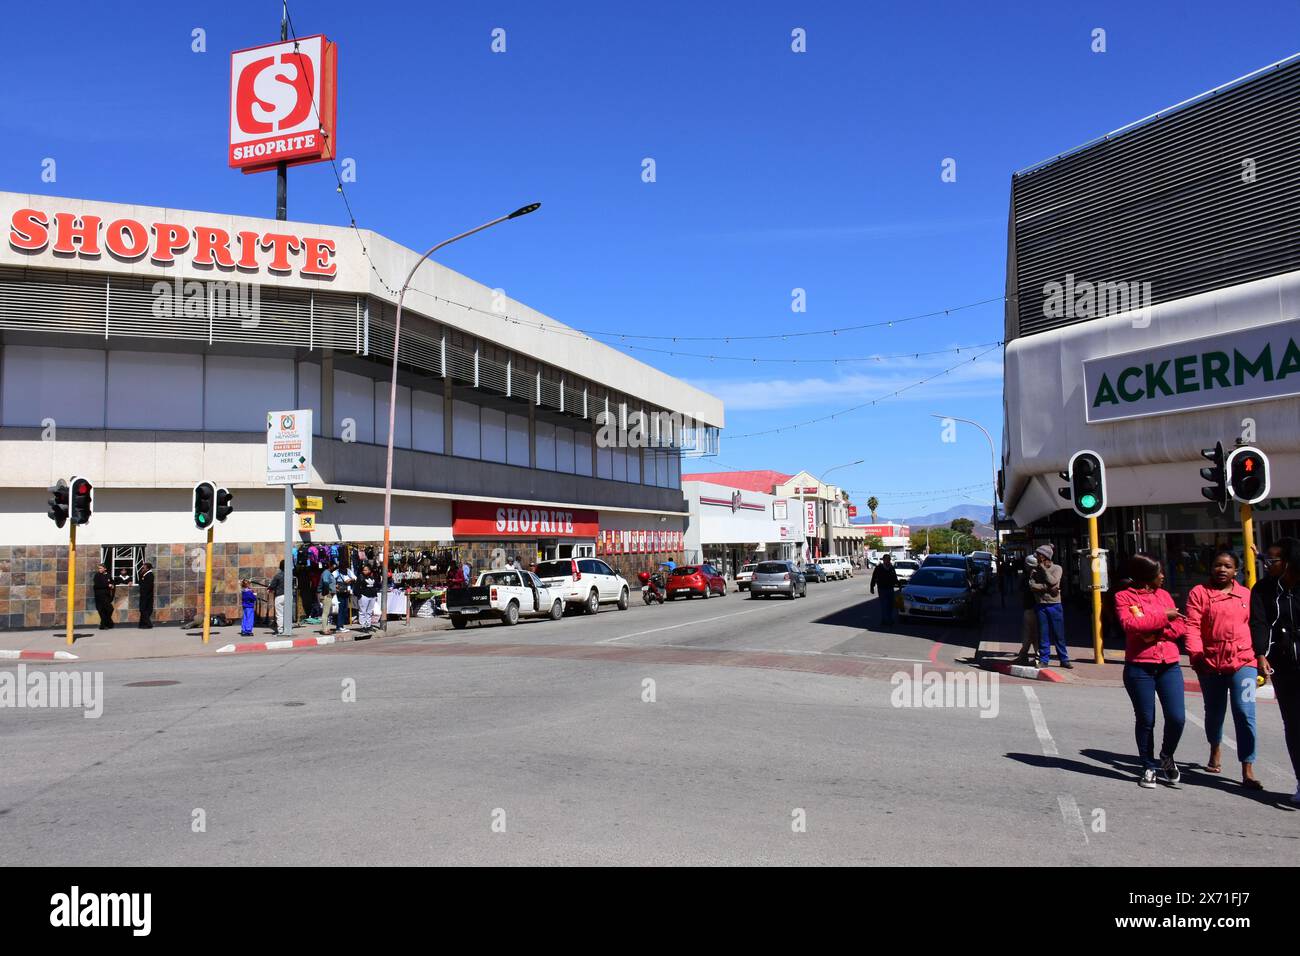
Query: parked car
970 551 995 592
749 560 807 599
534 557 631 614
667 564 727 599
445 569 565 629
821 555 852 579
892 558 920 585
921 553 982 590
899 566 983 625
735 563 757 591
803 561 829 583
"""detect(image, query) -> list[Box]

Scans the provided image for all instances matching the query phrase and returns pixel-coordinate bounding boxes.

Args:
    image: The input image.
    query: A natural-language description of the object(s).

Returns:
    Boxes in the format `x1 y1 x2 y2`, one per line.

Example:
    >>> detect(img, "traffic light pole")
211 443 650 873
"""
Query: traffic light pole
65 523 76 647
201 526 215 645
1242 503 1257 589
1088 515 1103 664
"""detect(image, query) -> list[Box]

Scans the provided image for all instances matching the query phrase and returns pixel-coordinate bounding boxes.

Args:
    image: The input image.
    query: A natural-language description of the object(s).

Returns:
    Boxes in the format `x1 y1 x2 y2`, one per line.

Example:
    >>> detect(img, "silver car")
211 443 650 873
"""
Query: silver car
748 560 807 599
898 566 982 625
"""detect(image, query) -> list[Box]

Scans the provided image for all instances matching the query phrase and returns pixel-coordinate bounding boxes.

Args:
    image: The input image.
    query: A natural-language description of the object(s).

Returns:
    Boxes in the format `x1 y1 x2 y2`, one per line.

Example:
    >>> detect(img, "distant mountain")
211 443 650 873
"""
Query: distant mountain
899 503 994 528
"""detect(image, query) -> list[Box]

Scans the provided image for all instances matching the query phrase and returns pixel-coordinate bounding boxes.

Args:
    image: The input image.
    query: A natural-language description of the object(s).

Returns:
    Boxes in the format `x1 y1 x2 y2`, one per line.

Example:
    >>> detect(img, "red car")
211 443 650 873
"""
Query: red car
666 564 727 599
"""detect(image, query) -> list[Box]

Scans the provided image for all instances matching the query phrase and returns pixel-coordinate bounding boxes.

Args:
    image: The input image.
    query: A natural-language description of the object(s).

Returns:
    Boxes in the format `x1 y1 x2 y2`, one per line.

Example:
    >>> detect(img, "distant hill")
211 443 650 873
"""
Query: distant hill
899 503 994 528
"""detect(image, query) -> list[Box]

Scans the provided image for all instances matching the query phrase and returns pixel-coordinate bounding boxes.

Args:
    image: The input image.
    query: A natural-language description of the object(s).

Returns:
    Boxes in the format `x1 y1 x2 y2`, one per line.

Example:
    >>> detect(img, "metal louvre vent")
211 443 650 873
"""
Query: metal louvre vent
539 376 561 410
444 343 475 383
1010 57 1300 339
562 384 584 417
479 354 508 393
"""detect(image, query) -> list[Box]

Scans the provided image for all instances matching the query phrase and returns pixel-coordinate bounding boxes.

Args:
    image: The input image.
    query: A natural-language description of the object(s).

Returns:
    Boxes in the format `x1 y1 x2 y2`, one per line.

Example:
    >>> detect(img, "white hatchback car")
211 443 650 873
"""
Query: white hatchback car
822 556 852 580
535 557 631 614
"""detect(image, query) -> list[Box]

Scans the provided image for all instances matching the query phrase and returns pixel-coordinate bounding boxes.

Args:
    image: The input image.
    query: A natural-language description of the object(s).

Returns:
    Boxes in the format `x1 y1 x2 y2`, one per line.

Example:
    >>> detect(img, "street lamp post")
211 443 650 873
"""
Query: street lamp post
378 203 541 628
819 459 864 560
931 413 1003 602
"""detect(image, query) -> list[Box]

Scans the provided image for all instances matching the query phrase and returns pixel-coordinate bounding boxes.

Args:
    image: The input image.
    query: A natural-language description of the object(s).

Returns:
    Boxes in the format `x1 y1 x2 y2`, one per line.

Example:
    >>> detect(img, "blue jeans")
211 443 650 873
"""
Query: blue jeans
877 587 894 625
1036 603 1067 664
1200 667 1258 764
1123 662 1186 770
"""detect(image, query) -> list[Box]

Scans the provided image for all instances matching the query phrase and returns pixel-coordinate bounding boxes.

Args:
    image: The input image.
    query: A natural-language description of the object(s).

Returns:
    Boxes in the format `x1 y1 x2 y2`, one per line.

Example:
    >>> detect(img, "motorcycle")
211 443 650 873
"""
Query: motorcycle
638 571 666 605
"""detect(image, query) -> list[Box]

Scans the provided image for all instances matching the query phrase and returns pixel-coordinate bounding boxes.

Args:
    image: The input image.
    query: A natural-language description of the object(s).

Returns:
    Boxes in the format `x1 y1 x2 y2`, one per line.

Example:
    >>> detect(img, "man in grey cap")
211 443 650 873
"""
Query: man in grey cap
1029 544 1071 668
1012 554 1040 665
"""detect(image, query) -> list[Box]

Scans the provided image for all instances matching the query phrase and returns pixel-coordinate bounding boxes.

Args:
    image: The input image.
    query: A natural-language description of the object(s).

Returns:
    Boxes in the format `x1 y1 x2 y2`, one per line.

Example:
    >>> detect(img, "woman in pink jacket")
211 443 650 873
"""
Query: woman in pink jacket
1114 554 1188 789
1185 551 1263 789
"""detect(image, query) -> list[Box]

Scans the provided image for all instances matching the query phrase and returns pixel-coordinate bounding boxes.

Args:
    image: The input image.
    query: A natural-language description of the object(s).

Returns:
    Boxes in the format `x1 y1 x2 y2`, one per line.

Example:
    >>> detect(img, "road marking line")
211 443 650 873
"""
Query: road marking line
1022 686 1059 756
1057 794 1089 845
596 607 767 644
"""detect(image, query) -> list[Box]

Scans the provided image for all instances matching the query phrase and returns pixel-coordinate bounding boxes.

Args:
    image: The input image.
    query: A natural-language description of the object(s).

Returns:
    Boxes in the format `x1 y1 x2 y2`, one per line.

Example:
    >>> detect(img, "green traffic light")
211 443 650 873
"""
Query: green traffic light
1080 494 1098 510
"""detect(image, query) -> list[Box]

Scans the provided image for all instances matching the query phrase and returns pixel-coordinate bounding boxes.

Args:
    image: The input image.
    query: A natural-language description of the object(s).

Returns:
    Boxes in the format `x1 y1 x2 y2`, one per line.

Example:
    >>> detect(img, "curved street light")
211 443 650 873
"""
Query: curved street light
815 459 864 561
379 203 541 627
931 413 1003 601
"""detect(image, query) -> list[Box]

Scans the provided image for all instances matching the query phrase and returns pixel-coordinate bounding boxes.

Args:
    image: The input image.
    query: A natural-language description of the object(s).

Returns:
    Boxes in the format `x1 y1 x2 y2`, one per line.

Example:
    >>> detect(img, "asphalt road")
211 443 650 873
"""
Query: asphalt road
2 578 1296 865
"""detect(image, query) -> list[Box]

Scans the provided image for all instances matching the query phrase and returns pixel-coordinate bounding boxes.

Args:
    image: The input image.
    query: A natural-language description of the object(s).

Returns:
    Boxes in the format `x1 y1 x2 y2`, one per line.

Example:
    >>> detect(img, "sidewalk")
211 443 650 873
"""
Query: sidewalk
0 613 452 663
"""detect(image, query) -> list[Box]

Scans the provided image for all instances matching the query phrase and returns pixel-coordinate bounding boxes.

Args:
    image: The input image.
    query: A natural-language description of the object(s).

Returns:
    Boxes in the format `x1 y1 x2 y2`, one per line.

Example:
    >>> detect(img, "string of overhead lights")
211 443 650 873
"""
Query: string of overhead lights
724 343 1004 440
618 340 1004 365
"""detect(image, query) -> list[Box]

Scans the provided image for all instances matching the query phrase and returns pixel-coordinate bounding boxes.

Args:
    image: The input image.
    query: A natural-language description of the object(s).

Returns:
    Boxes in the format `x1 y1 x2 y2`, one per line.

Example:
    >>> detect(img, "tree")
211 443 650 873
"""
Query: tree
865 535 884 552
867 496 879 521
950 517 974 536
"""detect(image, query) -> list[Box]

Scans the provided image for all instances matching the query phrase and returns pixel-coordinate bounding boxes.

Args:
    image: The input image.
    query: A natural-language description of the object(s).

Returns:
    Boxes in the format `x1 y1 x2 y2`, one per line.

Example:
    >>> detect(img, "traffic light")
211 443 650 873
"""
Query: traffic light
1200 442 1227 513
1227 446 1270 504
47 479 69 528
193 481 215 530
69 477 94 525
1057 450 1107 518
215 487 234 522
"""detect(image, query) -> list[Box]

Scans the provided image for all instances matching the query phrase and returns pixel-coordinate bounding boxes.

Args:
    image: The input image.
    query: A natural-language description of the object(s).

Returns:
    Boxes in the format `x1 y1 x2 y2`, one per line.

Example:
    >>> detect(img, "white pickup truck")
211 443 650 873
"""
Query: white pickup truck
445 569 565 628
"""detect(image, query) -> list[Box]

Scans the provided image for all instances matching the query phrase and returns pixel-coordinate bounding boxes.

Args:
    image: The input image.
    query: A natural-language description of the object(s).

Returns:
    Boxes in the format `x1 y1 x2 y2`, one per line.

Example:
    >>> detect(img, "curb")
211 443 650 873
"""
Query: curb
216 635 339 654
984 660 1065 682
0 649 80 661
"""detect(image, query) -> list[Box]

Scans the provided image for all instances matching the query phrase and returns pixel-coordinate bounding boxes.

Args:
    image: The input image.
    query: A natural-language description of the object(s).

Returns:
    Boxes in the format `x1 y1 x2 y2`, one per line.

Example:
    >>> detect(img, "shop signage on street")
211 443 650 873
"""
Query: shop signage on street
266 409 312 485
453 501 598 538
1084 318 1300 423
230 35 338 172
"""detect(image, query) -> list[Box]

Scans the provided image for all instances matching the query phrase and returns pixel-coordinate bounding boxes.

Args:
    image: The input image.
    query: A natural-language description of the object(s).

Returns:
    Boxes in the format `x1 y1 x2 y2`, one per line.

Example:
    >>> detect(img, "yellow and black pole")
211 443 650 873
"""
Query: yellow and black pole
1088 515 1103 664
65 522 76 647
201 525 215 645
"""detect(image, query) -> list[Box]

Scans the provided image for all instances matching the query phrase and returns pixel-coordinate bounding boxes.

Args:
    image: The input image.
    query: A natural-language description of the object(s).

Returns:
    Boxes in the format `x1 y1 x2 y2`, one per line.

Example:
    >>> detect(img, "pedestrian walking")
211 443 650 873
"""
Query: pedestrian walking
267 560 286 634
319 561 337 634
239 579 256 637
870 553 898 626
93 563 116 629
357 564 380 630
1186 550 1263 789
1250 538 1300 805
1012 555 1041 665
1115 553 1188 788
1029 544 1070 668
136 561 155 629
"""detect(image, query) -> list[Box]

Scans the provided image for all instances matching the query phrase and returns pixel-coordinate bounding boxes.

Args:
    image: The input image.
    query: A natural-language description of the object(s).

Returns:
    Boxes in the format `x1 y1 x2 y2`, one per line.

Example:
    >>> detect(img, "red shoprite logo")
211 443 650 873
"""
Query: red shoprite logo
230 35 337 171
8 208 337 277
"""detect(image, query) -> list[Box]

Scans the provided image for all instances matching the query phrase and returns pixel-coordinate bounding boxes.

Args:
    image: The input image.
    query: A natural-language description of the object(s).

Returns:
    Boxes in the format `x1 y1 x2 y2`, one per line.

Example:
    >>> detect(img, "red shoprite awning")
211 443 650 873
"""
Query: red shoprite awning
453 501 599 538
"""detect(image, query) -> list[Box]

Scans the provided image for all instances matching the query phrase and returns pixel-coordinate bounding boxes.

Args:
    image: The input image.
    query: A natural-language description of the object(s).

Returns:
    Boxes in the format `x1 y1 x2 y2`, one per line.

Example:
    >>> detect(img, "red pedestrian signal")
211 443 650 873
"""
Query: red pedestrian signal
69 477 94 525
1226 447 1270 504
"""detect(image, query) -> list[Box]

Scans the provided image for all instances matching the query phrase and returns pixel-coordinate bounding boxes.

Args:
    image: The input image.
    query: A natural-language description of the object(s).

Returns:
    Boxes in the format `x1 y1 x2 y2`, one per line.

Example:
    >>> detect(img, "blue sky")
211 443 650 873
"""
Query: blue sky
3 1 1297 520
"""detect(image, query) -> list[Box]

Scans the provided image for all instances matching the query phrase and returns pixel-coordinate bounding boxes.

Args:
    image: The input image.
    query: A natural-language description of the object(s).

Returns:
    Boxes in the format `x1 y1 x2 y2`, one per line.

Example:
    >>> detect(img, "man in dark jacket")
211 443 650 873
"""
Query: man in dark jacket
1251 538 1300 805
93 563 115 629
870 554 899 627
137 562 155 628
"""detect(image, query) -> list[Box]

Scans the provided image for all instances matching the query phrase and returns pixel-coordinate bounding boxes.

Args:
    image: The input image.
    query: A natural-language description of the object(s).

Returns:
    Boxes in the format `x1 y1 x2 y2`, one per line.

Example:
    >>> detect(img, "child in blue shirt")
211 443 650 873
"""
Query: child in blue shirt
239 579 256 636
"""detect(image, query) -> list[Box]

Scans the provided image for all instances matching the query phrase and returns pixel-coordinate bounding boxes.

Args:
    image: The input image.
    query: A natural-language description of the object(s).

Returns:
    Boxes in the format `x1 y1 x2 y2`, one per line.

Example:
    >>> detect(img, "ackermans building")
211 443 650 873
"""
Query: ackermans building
0 192 723 629
1001 53 1300 593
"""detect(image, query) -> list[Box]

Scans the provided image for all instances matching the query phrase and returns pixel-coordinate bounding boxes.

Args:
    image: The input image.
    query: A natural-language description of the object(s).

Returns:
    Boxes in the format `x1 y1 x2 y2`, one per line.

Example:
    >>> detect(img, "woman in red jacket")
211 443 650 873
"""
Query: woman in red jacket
1115 554 1188 788
1185 551 1263 789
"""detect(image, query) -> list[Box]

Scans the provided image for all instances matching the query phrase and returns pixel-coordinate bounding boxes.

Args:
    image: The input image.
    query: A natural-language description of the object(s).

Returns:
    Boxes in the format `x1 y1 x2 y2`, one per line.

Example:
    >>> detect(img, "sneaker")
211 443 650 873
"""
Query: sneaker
1037 660 1048 669
1160 754 1181 786
1291 788 1300 806
338 627 351 633
1139 769 1158 789
1060 661 1074 670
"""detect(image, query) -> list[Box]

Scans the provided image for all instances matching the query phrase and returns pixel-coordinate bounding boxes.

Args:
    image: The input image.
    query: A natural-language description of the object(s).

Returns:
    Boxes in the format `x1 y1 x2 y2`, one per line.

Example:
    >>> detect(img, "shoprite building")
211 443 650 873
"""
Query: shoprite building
1001 53 1300 593
0 192 723 629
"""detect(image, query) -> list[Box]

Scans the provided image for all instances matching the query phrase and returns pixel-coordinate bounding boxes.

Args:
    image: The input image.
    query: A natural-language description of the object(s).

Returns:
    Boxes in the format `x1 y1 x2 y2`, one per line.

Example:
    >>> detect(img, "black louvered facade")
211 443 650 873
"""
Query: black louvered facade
1008 55 1300 340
